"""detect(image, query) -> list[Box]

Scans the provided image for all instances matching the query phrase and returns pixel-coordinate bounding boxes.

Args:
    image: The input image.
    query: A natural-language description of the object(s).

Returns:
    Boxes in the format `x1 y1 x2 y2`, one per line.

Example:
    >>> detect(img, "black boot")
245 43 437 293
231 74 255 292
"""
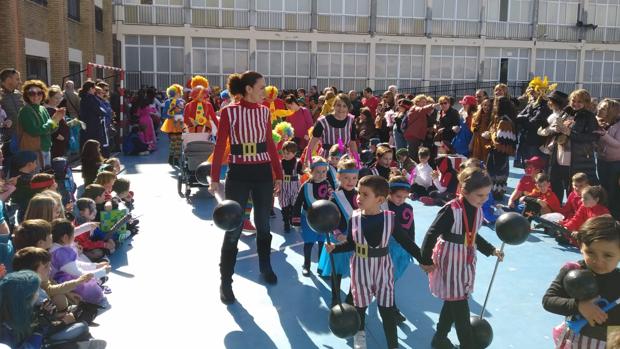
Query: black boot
282 206 291 233
257 236 277 285
220 248 238 304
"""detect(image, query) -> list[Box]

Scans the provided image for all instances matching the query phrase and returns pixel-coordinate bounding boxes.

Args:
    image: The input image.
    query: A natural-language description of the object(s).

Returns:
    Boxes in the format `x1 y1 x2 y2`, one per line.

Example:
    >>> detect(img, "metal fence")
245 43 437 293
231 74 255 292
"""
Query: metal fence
396 81 531 100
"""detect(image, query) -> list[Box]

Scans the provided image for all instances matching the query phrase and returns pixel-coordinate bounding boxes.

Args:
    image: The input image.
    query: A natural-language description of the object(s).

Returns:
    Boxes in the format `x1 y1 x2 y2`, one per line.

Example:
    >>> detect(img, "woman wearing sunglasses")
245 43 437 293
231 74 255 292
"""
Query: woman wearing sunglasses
16 80 65 169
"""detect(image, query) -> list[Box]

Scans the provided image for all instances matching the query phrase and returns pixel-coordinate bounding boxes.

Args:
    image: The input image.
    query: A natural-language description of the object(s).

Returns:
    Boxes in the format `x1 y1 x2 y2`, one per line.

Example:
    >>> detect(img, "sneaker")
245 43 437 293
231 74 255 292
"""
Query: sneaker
302 266 311 277
431 335 456 349
242 220 257 234
353 331 366 349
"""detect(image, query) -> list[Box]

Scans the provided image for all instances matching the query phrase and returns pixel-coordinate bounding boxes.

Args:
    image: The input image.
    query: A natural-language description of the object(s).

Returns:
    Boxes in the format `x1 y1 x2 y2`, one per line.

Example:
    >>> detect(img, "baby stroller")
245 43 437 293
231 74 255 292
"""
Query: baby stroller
177 133 215 198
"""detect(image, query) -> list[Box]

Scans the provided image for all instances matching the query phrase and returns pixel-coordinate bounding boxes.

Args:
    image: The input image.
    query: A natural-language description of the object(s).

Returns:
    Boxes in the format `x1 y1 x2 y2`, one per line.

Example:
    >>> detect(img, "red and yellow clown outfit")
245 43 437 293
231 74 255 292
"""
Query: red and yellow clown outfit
183 75 218 134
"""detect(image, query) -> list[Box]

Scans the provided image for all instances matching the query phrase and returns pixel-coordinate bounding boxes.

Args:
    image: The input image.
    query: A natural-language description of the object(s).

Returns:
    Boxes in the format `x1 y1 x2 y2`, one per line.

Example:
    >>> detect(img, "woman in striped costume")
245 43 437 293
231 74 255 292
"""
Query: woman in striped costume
484 96 517 201
421 168 504 349
209 71 283 305
307 93 359 166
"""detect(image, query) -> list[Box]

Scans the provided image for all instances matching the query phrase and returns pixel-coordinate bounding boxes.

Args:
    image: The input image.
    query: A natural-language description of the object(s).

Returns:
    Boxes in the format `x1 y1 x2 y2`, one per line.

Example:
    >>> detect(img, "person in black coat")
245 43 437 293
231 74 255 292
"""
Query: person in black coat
516 89 551 161
78 81 109 157
436 96 460 144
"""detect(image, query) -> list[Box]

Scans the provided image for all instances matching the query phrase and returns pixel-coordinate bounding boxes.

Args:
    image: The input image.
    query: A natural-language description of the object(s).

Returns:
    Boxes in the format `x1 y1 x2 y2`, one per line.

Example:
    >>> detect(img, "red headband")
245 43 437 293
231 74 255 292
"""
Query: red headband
30 179 55 190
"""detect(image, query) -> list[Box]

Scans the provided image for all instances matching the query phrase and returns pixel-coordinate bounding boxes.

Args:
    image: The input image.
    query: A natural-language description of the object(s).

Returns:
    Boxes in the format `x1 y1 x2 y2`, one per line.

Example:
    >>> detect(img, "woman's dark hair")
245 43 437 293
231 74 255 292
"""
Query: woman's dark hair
81 140 105 185
284 94 299 106
51 218 75 243
458 167 492 193
577 215 620 247
494 96 516 120
78 80 97 98
582 185 608 206
227 71 263 97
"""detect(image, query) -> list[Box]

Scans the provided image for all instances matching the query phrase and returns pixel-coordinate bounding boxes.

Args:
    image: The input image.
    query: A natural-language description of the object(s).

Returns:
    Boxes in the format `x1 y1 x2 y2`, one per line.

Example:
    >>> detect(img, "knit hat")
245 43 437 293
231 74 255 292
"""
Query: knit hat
12 151 37 170
547 90 568 109
396 148 409 158
459 95 477 106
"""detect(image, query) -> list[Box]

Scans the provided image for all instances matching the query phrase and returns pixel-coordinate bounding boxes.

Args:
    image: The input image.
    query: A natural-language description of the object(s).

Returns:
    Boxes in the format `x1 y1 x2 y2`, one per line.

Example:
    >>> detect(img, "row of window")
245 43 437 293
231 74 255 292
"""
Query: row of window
119 0 606 26
123 35 620 92
30 0 104 32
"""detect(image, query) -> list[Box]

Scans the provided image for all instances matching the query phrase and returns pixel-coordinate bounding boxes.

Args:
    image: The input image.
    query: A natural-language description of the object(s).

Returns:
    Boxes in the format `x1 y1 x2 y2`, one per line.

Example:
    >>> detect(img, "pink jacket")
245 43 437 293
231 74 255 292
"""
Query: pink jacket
598 122 620 162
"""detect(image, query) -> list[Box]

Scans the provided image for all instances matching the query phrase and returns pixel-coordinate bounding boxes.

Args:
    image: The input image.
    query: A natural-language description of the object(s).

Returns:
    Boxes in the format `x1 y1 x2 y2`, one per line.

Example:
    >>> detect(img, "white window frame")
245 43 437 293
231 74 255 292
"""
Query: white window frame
433 0 480 21
316 42 369 90
430 45 479 82
191 38 249 86
586 0 620 29
538 0 580 26
256 40 311 88
486 0 533 23
483 47 530 81
374 44 425 80
124 35 184 89
534 49 579 83
317 0 370 16
584 51 620 84
190 0 249 9
256 0 310 13
376 0 425 19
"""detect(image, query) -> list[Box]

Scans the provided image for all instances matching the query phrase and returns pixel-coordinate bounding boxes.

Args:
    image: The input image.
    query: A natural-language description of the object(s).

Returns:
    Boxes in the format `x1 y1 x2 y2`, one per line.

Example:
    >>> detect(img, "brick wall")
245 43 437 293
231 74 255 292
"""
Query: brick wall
0 0 25 73
48 0 70 84
22 1 49 43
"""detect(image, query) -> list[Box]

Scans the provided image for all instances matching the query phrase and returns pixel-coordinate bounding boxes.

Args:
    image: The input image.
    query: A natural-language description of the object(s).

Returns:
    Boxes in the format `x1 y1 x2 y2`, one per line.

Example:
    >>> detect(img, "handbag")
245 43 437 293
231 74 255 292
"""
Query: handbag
16 105 43 152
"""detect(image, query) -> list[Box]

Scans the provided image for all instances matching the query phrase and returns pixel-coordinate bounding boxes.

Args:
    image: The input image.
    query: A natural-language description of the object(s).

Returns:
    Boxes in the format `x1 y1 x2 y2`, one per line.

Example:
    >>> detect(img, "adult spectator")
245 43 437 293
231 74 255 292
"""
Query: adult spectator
284 95 313 151
0 68 23 165
387 85 398 95
361 87 379 117
595 98 620 218
17 80 65 168
60 80 80 118
348 90 362 117
436 96 461 144
475 89 488 105
44 86 69 159
96 82 115 153
516 87 551 161
78 80 109 157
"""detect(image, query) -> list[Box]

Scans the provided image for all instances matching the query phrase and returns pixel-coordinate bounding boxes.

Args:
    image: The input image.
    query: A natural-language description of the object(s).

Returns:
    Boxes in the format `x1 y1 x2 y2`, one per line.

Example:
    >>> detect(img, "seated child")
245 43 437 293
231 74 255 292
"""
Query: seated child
507 156 545 208
52 157 77 209
279 141 303 233
411 147 439 197
542 215 620 348
520 173 561 217
49 218 110 305
23 193 63 222
395 148 416 173
326 175 425 349
365 144 398 181
12 219 53 251
94 171 116 202
74 198 116 262
419 155 459 206
81 184 112 221
9 150 39 223
123 125 150 156
558 172 588 221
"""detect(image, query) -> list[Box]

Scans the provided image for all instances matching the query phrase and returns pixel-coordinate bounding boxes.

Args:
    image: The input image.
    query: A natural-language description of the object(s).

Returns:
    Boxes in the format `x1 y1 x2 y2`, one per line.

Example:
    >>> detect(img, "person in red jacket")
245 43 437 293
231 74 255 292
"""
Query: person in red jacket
183 76 218 133
209 71 283 305
403 95 438 161
558 172 588 221
521 173 562 215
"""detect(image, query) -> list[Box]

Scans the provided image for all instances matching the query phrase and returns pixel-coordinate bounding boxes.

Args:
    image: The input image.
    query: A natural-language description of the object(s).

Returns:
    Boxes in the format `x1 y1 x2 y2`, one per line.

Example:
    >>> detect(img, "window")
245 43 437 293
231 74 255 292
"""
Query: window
587 0 620 29
535 49 578 84
317 0 370 16
538 0 579 25
376 0 425 18
483 48 530 81
433 0 480 20
256 41 311 89
95 6 103 32
26 56 48 84
29 0 47 6
487 0 533 23
190 0 249 8
430 46 479 82
68 0 80 21
191 38 249 87
256 0 310 12
124 35 184 89
375 44 425 89
316 42 369 91
69 62 82 87
584 51 620 84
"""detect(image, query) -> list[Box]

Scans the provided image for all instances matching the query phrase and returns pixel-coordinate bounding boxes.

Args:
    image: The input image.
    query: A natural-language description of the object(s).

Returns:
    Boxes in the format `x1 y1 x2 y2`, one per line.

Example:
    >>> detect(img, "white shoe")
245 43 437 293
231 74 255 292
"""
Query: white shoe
353 331 366 349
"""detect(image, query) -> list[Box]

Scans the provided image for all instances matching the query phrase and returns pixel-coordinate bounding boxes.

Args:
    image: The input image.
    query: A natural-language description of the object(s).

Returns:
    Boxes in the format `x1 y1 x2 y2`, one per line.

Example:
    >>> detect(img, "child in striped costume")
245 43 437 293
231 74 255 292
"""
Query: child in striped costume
421 167 504 349
293 156 332 276
366 144 394 181
326 144 342 190
386 175 417 324
279 141 303 233
317 159 358 307
544 215 620 349
327 175 426 349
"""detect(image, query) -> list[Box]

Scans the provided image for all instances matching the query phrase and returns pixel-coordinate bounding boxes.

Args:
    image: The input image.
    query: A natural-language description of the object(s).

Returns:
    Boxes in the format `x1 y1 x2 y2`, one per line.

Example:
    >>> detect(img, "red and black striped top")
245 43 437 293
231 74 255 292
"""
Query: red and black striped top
210 99 283 182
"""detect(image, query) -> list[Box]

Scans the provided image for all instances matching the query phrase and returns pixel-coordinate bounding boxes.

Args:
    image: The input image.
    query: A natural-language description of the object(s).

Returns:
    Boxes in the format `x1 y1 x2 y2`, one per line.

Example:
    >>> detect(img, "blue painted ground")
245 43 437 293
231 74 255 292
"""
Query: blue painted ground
88 137 581 348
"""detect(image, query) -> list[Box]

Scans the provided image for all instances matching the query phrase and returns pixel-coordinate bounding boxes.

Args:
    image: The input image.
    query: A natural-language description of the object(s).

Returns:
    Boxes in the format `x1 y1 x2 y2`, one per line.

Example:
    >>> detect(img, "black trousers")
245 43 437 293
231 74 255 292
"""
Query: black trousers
220 175 273 283
356 305 399 348
435 300 474 349
550 164 571 203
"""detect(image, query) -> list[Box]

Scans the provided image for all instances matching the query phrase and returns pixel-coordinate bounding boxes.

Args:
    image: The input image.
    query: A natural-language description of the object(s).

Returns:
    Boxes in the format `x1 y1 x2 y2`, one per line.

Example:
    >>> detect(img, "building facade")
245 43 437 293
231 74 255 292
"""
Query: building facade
0 0 114 87
113 0 620 98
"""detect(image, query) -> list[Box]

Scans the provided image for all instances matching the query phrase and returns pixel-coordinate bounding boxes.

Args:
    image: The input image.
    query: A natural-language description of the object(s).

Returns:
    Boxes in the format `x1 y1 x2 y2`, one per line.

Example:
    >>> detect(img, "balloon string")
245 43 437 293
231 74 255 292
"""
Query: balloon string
480 242 505 319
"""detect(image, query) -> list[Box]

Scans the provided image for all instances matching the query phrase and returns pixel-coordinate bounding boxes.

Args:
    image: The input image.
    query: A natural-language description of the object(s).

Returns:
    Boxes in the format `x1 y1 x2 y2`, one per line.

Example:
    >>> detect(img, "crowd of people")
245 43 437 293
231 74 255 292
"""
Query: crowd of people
0 68 139 348
2 63 619 348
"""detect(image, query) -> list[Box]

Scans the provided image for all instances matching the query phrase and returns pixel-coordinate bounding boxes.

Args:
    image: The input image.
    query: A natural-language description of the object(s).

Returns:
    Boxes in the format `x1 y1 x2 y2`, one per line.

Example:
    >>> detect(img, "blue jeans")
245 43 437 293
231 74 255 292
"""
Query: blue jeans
393 125 407 151
47 321 89 344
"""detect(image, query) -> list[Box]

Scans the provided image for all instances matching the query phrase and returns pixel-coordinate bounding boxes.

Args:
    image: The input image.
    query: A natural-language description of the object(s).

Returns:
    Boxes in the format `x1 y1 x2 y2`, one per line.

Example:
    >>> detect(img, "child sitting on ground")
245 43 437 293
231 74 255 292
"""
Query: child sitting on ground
10 150 39 223
520 173 562 217
542 215 620 348
74 198 116 262
326 175 426 349
558 172 588 222
94 171 116 202
395 148 416 173
49 218 110 305
507 156 545 209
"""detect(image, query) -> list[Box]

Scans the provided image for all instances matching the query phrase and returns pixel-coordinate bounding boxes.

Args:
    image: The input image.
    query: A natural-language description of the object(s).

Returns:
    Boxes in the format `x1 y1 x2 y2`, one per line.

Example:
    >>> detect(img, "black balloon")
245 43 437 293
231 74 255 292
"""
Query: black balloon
470 317 493 348
329 303 360 338
213 200 243 231
563 269 599 300
495 212 530 245
195 162 211 186
307 200 341 233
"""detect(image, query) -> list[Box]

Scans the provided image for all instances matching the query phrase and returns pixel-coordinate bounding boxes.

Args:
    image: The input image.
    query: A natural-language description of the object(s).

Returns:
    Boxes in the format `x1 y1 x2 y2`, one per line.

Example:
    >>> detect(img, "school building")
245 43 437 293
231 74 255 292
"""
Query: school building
112 0 620 97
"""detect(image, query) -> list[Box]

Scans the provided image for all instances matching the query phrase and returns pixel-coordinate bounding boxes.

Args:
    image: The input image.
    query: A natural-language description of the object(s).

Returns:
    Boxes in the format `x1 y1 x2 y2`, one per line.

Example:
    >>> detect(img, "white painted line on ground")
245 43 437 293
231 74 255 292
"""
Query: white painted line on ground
236 240 306 260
